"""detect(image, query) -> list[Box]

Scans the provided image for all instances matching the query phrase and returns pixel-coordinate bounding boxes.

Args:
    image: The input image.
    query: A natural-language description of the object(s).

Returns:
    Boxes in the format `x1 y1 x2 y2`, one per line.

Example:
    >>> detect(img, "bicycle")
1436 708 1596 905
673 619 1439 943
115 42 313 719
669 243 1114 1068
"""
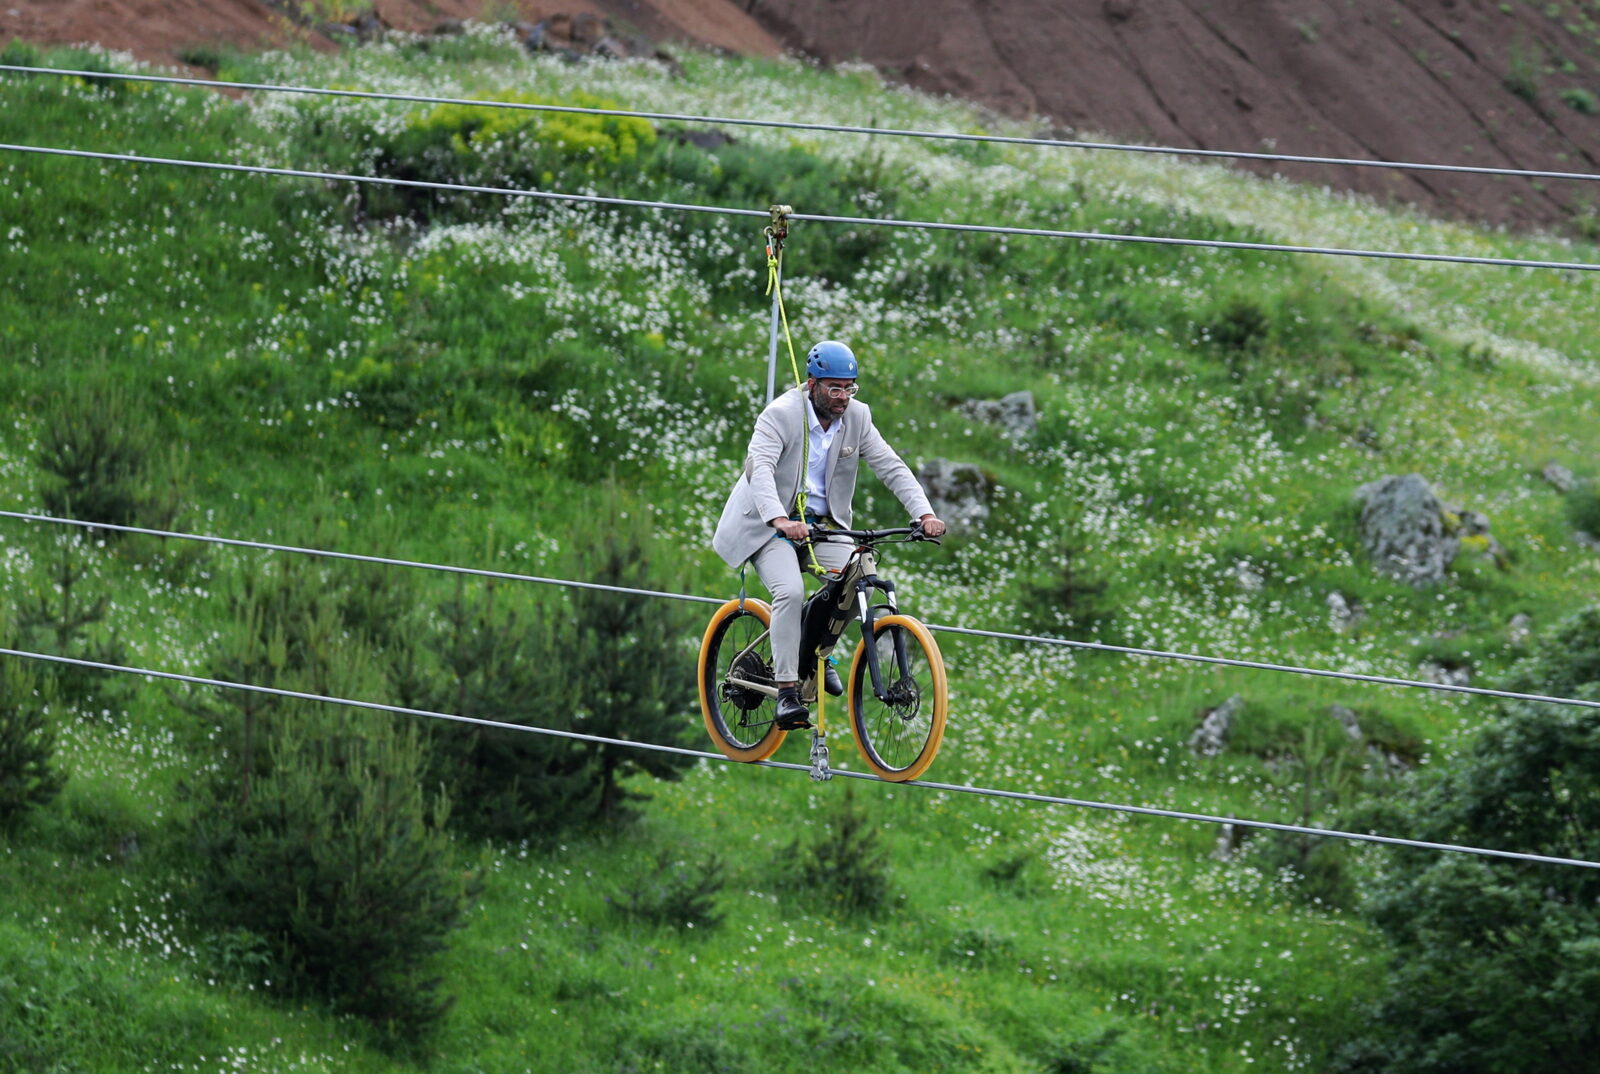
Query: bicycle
697 523 948 782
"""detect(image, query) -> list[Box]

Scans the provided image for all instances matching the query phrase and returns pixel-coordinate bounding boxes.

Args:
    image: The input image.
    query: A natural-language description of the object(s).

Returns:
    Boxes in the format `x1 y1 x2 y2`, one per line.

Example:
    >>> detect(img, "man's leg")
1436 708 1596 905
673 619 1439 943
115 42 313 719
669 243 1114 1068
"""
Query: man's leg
749 536 807 684
809 539 852 694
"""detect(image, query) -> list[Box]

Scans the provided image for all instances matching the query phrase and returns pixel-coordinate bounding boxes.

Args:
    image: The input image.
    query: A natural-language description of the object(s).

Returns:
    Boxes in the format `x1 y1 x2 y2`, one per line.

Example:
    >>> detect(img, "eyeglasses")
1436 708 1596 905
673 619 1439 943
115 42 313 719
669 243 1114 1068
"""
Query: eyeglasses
821 383 859 399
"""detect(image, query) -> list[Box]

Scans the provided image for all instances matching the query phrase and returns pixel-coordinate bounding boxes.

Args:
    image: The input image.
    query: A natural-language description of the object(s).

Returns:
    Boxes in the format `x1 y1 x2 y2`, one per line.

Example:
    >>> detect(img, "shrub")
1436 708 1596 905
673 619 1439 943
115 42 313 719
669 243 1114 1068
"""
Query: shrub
779 788 892 914
36 378 182 534
1019 532 1116 640
0 39 40 68
0 659 64 828
1566 478 1600 535
365 90 656 222
1039 1027 1126 1074
609 850 726 931
191 708 470 1048
1560 87 1598 114
10 538 131 712
175 44 224 70
1205 297 1272 353
1340 606 1600 1072
1504 37 1541 103
561 494 699 821
409 580 601 842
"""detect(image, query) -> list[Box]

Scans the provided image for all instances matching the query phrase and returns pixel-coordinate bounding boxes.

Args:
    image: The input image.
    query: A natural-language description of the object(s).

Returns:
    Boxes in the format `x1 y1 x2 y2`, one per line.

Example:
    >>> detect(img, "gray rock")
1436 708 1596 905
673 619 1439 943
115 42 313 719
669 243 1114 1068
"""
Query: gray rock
1354 474 1458 587
1508 613 1533 647
1103 0 1137 23
1330 704 1363 742
664 128 735 150
916 458 993 532
1189 694 1244 756
958 390 1037 440
1542 461 1577 494
1421 661 1471 687
1326 590 1363 633
1577 531 1600 553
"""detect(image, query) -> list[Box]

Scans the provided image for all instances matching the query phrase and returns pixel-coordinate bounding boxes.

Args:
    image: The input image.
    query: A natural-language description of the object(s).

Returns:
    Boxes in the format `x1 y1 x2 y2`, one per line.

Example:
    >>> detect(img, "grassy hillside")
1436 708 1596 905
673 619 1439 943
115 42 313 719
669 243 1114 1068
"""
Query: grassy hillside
2 25 1599 1073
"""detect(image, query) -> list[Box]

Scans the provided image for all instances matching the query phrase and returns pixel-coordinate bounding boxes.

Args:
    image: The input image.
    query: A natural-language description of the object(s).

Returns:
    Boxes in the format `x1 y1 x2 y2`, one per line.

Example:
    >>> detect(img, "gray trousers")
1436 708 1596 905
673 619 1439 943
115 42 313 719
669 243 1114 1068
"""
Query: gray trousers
749 534 852 682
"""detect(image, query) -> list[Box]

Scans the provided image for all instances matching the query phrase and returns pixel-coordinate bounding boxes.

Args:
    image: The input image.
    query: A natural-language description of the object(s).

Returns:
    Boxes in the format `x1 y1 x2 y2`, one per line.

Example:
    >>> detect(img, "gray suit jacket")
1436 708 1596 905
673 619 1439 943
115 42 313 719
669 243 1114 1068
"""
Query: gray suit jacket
712 387 933 569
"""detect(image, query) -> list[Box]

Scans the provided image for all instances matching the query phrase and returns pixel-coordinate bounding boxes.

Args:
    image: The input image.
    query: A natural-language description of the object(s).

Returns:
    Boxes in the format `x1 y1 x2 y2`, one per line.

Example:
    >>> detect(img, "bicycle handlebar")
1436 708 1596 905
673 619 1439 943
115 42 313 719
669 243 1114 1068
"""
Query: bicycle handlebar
808 521 940 545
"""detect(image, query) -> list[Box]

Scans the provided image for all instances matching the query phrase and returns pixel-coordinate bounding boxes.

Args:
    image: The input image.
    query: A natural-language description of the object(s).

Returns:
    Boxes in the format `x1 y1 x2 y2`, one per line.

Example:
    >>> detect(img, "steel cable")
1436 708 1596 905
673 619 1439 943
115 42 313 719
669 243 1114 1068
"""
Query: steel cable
5 63 1600 187
3 644 1595 870
5 509 1597 712
2 141 1597 272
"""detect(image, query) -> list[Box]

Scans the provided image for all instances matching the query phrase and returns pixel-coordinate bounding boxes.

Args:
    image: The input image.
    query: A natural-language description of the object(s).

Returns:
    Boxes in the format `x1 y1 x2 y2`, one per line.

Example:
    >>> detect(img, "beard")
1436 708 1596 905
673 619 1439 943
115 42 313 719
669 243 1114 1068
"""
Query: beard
809 383 850 421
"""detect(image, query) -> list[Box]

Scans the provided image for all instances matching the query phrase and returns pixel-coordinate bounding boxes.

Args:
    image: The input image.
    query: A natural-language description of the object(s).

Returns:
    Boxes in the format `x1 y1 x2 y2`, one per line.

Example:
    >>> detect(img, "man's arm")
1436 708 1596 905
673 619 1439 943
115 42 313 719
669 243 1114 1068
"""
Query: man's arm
743 402 794 527
859 423 943 535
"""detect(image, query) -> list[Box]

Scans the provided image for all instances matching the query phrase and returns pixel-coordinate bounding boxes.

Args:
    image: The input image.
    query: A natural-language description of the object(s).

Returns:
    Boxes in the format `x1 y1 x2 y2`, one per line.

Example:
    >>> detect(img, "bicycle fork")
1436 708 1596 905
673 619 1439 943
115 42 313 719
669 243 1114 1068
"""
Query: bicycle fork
856 577 913 703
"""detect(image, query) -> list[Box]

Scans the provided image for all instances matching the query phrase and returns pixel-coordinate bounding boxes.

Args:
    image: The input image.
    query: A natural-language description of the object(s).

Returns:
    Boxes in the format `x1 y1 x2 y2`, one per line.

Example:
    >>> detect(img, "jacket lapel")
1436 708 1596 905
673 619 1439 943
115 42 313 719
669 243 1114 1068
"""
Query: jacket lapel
824 410 850 487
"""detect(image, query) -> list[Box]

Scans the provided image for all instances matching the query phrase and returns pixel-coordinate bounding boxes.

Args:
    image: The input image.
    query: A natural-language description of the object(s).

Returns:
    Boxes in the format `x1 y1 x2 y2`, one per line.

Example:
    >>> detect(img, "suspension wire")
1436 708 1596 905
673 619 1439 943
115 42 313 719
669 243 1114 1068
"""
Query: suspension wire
923 622 1600 711
6 509 1599 713
5 63 1600 188
2 140 1597 272
2 644 1594 870
0 510 722 606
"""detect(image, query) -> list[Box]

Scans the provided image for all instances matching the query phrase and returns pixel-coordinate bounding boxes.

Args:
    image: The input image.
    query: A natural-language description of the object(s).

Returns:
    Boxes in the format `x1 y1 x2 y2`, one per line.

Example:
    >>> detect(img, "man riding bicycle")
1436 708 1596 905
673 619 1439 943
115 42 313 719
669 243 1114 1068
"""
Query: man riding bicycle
712 340 946 731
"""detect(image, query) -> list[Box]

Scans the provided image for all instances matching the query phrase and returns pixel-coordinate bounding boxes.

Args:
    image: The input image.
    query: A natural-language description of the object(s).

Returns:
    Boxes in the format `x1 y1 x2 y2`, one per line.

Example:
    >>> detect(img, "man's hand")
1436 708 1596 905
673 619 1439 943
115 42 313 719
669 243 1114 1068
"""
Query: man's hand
918 514 947 539
772 517 810 541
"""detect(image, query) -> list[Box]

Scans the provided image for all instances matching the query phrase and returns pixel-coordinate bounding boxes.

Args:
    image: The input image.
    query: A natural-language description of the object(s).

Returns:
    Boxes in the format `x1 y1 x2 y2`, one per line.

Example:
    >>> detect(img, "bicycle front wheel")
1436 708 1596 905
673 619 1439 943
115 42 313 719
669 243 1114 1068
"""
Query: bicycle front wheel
847 613 948 782
699 597 787 763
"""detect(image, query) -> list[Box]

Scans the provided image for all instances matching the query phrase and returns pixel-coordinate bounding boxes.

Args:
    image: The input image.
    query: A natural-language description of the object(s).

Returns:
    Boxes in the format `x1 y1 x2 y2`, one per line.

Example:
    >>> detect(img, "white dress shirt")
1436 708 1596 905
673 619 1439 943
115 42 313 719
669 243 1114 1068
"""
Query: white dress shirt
804 395 838 517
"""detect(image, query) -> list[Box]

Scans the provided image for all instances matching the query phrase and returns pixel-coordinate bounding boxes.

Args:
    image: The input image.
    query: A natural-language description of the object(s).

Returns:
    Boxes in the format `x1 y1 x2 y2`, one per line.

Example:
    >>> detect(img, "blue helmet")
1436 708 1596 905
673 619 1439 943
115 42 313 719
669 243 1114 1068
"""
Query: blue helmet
806 340 858 380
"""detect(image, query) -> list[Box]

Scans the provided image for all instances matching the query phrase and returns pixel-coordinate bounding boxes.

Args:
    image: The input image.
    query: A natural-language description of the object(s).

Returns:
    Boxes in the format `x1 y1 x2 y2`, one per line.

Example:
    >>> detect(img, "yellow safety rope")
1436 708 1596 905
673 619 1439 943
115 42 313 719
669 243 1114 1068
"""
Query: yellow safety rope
765 204 804 389
764 206 836 740
763 204 828 580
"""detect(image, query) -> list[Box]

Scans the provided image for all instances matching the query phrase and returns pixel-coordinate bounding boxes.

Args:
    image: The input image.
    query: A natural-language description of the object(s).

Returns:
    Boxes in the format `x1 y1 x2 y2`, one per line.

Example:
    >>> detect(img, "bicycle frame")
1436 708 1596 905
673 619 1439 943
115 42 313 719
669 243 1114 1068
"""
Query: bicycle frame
700 522 948 781
722 526 925 704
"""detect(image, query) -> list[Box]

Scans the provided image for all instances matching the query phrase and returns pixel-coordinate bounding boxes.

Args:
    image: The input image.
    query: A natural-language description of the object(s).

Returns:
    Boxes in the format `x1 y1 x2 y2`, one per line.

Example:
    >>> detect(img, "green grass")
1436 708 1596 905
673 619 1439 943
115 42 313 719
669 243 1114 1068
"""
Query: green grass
2 27 1599 1072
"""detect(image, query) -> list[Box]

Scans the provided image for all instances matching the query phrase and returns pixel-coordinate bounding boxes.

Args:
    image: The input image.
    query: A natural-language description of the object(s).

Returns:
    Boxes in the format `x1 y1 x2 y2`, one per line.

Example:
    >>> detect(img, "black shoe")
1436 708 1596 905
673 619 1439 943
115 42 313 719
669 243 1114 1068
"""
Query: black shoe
775 688 811 731
823 663 844 697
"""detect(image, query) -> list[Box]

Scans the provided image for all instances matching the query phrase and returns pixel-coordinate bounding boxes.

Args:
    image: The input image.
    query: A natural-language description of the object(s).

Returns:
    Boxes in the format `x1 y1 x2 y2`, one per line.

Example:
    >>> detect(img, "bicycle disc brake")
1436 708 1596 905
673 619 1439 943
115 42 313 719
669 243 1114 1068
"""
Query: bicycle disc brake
884 679 922 720
722 650 773 712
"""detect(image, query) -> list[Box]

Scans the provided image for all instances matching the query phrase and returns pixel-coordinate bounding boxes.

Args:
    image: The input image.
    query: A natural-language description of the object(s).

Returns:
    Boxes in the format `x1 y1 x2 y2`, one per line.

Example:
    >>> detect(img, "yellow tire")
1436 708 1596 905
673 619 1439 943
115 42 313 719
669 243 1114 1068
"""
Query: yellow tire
699 597 786 763
847 613 947 782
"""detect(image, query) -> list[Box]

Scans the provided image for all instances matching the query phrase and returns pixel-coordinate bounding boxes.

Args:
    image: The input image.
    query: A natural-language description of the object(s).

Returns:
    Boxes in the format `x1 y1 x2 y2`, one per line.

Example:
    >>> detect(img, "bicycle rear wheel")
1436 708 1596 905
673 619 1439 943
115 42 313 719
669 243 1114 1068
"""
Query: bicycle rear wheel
847 613 947 782
699 597 787 763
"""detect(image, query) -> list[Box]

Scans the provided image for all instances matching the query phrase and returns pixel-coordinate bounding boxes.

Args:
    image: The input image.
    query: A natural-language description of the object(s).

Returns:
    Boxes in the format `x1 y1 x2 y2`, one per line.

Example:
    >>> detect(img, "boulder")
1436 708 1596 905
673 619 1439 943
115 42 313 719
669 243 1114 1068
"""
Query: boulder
663 128 736 150
1542 461 1577 494
1189 694 1244 756
1508 612 1533 647
511 14 672 68
1354 474 1458 587
1421 661 1471 687
1329 704 1363 742
958 390 1037 440
1326 590 1363 633
1103 0 1138 23
916 458 993 532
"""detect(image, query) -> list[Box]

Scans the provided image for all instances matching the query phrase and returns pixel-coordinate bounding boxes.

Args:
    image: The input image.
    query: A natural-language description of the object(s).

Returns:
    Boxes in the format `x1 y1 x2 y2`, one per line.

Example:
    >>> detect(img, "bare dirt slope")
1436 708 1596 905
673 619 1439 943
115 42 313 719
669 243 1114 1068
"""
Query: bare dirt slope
5 0 1598 230
0 0 780 60
751 0 1600 231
